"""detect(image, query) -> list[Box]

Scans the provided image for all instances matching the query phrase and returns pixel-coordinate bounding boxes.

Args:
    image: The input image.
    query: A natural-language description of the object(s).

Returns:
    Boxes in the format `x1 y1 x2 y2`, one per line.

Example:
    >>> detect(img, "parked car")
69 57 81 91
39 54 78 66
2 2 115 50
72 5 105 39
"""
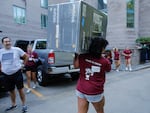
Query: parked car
0 40 7 93
14 39 79 86
0 72 7 93
0 44 6 93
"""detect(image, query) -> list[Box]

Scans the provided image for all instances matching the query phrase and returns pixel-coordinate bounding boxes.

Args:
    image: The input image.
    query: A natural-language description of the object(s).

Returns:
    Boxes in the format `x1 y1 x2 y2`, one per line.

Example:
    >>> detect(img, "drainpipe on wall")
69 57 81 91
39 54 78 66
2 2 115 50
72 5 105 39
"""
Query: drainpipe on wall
98 0 104 10
22 0 27 6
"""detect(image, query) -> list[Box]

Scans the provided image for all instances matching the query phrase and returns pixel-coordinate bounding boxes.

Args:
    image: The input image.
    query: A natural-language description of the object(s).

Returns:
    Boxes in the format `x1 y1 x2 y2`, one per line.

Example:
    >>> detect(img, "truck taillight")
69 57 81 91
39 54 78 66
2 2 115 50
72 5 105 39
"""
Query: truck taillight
48 50 55 64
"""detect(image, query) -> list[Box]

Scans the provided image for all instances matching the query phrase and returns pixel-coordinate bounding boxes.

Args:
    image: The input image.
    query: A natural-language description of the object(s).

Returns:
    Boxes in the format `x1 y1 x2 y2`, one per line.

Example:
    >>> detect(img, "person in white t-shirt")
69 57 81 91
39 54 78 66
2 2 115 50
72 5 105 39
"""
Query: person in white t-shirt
0 37 28 113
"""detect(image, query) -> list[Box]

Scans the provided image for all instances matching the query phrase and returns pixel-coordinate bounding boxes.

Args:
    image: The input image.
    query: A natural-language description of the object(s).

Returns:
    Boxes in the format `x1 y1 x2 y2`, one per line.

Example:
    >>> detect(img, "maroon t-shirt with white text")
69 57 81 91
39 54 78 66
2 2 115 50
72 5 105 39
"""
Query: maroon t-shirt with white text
26 52 38 67
76 54 111 95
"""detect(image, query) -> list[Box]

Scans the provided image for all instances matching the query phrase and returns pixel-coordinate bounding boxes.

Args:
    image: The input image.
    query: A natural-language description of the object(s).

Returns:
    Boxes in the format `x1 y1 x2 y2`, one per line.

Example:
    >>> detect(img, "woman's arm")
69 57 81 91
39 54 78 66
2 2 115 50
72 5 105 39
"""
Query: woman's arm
22 53 29 65
129 50 132 56
122 51 128 56
105 59 111 72
73 53 79 69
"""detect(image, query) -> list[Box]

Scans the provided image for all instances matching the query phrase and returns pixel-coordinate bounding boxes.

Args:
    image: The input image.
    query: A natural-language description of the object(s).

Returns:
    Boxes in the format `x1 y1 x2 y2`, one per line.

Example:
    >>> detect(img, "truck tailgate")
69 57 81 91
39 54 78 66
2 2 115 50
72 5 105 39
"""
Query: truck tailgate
35 49 74 66
54 51 74 66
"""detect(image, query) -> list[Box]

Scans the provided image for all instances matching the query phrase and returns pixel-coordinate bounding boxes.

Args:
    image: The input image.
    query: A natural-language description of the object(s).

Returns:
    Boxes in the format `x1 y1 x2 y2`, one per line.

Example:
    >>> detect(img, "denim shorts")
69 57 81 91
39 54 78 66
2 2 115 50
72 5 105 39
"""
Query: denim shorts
76 90 104 103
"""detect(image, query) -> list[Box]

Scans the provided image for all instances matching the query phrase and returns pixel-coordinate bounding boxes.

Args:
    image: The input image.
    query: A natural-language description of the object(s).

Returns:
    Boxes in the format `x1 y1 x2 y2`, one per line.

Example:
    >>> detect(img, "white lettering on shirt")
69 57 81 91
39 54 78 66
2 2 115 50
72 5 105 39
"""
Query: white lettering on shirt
85 59 102 66
85 59 101 80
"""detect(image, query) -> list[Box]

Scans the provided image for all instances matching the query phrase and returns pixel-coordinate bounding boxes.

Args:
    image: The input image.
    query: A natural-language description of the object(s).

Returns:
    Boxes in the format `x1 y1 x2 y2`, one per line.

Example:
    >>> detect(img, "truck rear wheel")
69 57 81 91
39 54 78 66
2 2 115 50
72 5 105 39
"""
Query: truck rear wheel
37 67 48 86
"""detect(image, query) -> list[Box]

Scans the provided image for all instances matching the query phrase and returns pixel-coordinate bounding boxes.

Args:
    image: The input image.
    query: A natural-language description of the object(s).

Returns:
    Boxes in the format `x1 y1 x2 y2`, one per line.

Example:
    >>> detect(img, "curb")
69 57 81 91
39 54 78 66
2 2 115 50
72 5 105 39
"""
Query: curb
133 64 150 71
111 63 150 72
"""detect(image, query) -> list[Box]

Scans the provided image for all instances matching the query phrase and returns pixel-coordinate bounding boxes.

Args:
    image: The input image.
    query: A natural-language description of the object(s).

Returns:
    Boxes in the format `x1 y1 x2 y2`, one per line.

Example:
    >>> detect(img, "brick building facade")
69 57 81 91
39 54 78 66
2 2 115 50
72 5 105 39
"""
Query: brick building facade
0 0 104 45
107 0 150 65
0 0 48 44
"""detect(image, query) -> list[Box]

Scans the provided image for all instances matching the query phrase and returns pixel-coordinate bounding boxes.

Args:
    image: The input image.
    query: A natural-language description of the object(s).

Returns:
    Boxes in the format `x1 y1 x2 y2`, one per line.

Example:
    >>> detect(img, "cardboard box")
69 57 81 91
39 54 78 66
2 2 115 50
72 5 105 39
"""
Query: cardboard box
47 1 107 53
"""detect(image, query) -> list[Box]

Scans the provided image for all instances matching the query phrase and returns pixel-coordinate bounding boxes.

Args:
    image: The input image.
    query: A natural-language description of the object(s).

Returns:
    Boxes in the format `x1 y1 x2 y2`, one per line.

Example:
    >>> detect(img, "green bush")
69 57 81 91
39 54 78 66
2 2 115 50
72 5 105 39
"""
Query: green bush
136 37 150 44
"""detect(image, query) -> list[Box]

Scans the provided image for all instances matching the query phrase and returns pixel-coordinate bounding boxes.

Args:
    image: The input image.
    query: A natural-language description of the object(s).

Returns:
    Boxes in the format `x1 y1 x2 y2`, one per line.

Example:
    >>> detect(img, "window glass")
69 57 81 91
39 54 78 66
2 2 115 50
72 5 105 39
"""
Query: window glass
127 0 134 28
13 6 26 24
36 41 47 49
41 14 48 28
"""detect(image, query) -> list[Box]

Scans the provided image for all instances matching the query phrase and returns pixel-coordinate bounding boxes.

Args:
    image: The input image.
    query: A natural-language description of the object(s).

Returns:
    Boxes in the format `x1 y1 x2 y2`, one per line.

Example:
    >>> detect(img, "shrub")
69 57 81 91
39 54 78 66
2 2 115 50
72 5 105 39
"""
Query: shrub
136 37 150 44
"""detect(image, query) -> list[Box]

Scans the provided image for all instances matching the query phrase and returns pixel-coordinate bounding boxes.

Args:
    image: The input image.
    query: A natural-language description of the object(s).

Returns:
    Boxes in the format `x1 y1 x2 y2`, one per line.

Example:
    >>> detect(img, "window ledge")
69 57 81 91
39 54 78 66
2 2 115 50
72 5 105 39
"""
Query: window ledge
126 28 135 31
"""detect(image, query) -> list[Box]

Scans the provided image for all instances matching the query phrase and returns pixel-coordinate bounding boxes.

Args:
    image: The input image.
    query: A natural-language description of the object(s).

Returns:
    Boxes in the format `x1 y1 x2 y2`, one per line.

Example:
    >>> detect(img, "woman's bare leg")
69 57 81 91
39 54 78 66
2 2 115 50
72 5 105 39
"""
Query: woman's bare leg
92 96 105 113
31 72 37 84
26 71 31 88
77 97 89 113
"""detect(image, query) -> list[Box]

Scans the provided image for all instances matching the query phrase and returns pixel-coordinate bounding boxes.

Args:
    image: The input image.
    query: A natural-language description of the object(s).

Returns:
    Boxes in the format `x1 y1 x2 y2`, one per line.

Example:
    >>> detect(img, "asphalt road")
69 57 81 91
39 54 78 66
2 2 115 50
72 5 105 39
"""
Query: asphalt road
0 68 150 113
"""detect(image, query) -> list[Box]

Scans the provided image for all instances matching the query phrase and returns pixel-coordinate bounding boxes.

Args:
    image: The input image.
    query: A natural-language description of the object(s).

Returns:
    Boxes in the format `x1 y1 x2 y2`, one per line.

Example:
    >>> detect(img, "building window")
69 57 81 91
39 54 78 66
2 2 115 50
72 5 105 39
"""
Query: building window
13 6 26 24
41 14 48 28
41 0 48 8
127 0 134 28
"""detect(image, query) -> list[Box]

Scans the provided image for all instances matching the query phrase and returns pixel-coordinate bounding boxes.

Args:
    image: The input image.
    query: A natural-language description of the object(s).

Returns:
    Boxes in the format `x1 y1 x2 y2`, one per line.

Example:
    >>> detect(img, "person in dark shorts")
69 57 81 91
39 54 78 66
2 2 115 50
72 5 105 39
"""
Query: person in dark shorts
74 38 111 113
0 37 28 112
25 45 38 93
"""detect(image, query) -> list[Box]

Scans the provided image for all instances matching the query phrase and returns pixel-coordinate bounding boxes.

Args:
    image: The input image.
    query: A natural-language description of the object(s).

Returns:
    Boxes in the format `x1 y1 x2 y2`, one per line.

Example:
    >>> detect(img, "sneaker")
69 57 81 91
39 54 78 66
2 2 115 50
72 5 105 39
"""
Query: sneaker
32 84 37 89
5 105 17 111
26 89 31 94
129 68 132 71
125 67 128 71
116 69 119 72
22 106 27 113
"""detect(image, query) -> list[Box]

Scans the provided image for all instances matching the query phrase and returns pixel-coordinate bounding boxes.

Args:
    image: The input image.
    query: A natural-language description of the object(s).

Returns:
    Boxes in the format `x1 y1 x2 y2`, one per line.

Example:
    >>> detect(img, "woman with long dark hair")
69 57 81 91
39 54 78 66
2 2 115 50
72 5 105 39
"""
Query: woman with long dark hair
74 37 111 113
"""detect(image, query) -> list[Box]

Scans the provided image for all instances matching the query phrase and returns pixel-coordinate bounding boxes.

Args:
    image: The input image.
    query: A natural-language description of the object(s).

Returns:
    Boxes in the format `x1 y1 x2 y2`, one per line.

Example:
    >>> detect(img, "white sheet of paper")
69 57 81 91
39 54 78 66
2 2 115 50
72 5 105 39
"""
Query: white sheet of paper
91 66 100 73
